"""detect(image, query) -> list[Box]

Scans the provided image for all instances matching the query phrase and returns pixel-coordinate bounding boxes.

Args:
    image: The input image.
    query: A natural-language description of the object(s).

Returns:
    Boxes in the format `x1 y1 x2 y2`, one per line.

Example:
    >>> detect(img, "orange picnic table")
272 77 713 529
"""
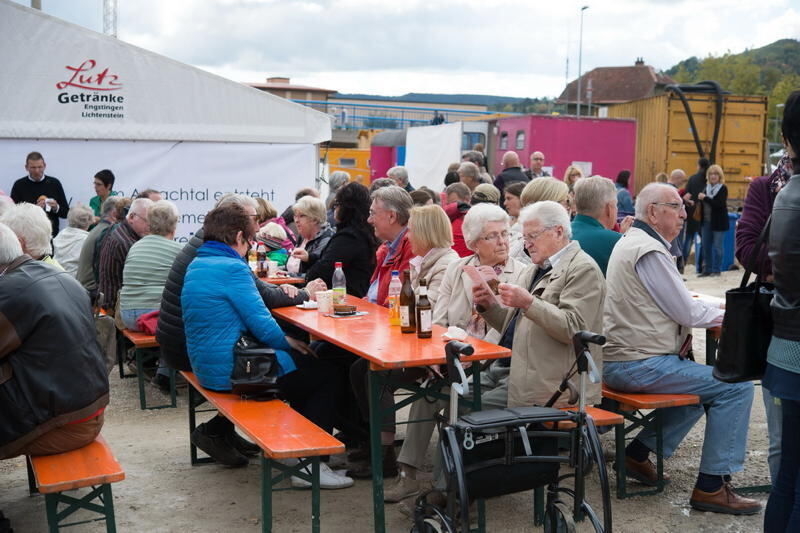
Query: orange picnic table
273 295 510 533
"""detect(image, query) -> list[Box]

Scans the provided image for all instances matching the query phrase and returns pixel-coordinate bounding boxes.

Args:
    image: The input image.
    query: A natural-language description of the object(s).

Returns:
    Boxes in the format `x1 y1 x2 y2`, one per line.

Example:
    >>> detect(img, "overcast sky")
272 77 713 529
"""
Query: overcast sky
16 0 800 98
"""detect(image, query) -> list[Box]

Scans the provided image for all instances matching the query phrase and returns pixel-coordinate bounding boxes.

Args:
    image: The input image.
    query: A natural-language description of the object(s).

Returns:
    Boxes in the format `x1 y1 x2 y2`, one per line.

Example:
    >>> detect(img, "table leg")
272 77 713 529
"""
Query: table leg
706 329 717 367
367 369 385 533
262 455 272 533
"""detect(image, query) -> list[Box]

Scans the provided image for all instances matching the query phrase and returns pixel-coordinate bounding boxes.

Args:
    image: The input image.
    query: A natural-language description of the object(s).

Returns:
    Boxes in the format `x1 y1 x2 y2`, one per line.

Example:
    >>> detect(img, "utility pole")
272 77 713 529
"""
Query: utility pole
103 0 118 38
576 5 589 117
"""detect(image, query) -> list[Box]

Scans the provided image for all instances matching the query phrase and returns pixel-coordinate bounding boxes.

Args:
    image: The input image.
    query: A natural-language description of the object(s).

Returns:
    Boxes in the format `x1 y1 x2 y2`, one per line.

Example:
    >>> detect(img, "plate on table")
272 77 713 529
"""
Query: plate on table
296 302 318 310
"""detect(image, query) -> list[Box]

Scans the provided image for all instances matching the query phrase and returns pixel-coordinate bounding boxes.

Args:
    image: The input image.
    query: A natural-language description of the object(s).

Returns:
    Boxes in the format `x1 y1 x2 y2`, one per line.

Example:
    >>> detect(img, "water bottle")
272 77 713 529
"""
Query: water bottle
388 270 402 326
332 262 347 304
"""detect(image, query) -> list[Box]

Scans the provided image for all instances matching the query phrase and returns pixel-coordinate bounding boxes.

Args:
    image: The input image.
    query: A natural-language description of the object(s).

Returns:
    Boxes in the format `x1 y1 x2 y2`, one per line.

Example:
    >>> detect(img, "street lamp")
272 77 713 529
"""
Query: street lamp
576 5 589 117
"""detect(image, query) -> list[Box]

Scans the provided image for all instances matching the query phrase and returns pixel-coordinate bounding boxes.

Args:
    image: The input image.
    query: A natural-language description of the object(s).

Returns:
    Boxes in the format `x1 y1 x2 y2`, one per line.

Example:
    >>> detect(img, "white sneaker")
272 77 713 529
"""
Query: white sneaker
291 460 354 489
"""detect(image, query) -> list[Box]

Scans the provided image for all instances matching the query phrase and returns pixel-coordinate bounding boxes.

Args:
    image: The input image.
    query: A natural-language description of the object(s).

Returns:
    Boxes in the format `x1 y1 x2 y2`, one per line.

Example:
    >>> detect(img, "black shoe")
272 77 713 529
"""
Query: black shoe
698 272 711 277
228 432 260 457
347 445 398 479
190 423 249 467
151 373 173 393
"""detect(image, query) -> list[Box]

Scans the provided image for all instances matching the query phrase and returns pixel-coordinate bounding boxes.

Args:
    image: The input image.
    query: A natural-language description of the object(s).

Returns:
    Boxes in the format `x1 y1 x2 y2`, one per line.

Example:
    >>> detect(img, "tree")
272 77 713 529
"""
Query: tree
769 73 800 142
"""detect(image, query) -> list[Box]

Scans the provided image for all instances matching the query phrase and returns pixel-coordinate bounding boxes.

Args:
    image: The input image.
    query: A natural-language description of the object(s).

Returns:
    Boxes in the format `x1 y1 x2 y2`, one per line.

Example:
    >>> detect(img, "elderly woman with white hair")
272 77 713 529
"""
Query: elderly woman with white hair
0 202 62 269
53 204 94 277
386 203 528 502
285 195 335 276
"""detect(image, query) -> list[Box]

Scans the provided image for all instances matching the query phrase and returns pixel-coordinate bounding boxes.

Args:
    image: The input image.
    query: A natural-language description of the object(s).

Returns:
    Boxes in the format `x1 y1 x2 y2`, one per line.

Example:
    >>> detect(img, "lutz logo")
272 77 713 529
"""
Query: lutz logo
56 60 122 91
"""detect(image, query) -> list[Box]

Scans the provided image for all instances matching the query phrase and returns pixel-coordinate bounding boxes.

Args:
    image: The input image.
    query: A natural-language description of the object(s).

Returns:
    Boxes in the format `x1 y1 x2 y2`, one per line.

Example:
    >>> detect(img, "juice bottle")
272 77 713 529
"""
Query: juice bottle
387 270 402 326
332 262 347 304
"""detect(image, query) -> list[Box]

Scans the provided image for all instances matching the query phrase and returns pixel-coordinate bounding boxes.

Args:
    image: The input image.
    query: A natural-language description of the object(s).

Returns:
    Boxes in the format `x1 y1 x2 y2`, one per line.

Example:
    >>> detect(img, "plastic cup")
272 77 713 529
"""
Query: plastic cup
267 260 279 277
317 290 333 314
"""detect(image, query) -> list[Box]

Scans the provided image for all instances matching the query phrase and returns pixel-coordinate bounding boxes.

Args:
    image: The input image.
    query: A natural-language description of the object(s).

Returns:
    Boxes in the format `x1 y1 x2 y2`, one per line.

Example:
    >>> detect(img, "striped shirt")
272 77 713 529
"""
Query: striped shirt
120 235 182 310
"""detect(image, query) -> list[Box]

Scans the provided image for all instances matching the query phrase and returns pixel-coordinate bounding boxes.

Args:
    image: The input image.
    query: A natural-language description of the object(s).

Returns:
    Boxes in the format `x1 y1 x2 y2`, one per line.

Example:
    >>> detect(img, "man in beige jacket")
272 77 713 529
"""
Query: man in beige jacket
474 200 606 408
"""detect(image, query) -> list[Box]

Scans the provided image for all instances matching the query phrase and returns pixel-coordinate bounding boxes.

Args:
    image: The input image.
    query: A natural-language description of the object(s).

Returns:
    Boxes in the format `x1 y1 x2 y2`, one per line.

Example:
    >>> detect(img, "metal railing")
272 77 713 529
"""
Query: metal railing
291 99 498 130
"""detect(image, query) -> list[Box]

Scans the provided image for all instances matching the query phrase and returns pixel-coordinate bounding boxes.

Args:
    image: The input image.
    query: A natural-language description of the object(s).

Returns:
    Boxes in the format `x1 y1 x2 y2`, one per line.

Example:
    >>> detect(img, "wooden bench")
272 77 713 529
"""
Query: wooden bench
180 371 345 533
120 329 176 410
602 385 701 499
26 435 124 532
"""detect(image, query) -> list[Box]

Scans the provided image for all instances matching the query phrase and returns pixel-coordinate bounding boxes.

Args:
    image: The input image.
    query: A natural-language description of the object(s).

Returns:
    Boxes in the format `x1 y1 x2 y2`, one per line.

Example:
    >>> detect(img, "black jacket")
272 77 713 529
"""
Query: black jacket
701 184 730 231
769 173 800 341
10 175 70 237
155 228 308 371
298 225 335 276
684 171 706 232
493 167 530 195
0 257 109 459
304 226 377 298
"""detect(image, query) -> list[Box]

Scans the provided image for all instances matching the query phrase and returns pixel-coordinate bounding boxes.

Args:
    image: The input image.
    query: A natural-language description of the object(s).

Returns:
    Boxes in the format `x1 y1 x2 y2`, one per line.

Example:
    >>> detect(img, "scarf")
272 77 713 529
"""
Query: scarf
769 154 794 194
705 182 723 198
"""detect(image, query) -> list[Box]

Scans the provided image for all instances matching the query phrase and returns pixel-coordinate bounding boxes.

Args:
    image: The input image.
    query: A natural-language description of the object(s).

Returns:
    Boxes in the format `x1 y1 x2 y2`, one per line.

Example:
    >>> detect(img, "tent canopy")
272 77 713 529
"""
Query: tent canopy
0 0 331 144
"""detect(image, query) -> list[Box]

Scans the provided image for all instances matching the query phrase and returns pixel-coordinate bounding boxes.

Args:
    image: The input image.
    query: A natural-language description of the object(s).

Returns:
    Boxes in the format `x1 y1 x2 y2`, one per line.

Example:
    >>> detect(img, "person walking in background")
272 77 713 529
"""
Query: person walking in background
697 164 729 277
683 157 711 274
763 90 800 532
735 154 794 487
615 170 635 214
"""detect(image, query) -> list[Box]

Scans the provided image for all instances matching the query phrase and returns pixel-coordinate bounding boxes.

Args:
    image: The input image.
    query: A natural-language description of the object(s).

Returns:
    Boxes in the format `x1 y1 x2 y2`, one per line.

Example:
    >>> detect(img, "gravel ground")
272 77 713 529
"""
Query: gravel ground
0 268 771 532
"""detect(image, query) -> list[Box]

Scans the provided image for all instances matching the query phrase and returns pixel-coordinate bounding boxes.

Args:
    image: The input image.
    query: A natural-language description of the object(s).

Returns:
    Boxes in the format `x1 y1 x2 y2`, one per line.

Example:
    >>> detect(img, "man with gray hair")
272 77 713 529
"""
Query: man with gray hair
387 166 414 193
77 196 128 294
366 185 414 306
603 183 759 515
571 176 628 275
458 161 482 192
53 204 94 277
98 197 153 313
474 200 606 408
493 151 530 196
0 202 60 268
461 150 492 183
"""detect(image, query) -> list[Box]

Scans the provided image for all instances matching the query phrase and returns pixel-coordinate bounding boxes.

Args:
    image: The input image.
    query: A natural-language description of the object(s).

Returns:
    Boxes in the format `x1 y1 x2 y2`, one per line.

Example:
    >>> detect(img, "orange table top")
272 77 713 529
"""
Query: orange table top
264 276 305 285
181 371 344 459
272 295 510 370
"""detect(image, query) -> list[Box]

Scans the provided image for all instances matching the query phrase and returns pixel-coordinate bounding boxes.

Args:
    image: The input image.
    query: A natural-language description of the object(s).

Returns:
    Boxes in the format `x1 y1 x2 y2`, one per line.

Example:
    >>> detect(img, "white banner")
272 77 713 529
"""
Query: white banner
0 139 316 242
0 1 331 144
405 122 463 191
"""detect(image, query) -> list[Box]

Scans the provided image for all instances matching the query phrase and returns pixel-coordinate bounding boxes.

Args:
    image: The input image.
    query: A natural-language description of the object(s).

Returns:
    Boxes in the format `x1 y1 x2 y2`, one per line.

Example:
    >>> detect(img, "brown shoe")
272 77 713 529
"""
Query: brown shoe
623 456 670 486
690 482 762 515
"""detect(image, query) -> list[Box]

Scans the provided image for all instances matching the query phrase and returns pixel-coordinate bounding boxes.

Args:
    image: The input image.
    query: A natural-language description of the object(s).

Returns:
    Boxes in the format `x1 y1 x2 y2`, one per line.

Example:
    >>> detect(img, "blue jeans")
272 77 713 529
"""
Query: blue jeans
120 308 169 377
763 385 783 486
604 355 754 475
701 222 726 274
764 398 800 532
683 226 702 273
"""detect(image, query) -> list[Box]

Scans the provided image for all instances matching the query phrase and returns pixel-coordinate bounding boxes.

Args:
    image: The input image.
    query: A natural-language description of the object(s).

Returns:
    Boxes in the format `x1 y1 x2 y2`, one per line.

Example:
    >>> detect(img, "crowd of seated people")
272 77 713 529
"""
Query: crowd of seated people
10 116 800 530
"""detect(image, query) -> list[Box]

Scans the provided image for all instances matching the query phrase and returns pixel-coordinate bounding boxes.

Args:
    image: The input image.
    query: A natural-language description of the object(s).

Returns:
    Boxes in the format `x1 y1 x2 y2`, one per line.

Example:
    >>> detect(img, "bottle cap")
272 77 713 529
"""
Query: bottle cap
391 270 399 276
335 262 343 268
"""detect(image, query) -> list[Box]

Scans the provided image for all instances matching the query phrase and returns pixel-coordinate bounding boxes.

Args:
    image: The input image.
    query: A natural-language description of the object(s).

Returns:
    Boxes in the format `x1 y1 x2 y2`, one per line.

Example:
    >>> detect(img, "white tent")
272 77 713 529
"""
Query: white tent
0 0 331 239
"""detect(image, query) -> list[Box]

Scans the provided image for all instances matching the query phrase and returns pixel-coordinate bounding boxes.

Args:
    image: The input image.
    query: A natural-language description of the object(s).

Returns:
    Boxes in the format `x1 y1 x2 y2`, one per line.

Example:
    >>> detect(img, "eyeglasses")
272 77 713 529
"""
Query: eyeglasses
532 157 544 161
522 227 553 243
652 202 685 212
479 230 510 243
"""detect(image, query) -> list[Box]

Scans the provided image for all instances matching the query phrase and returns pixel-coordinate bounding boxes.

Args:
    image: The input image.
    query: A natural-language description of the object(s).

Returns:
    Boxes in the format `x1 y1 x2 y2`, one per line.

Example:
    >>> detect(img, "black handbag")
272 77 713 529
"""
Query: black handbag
713 216 774 382
230 333 281 399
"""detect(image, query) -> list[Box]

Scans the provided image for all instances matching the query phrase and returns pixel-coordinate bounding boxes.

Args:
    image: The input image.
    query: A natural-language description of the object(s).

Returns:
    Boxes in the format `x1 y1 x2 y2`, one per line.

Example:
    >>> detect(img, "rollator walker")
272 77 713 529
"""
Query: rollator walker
411 331 613 532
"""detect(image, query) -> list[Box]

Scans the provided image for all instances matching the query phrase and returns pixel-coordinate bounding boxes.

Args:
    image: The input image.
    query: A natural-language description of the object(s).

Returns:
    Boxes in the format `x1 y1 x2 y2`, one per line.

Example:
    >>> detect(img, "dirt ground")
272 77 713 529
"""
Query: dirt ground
0 268 772 532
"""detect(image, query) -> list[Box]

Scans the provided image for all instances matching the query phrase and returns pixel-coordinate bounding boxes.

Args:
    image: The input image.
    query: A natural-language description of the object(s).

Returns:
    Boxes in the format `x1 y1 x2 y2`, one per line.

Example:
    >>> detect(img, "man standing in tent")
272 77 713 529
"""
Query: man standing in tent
10 152 69 237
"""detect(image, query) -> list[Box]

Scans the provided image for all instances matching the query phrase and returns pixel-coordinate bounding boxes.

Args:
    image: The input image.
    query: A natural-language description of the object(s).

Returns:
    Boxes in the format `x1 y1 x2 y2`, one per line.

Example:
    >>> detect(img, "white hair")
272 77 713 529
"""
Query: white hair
635 183 674 220
0 222 23 264
127 197 154 220
215 193 258 209
0 203 53 257
573 176 616 218
387 166 409 185
0 196 14 219
462 203 510 250
518 200 572 239
67 204 95 230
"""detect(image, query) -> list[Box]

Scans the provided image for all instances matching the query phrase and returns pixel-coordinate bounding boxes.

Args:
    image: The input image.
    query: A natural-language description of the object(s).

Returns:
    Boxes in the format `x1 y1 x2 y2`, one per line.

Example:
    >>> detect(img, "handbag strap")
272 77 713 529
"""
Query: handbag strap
740 214 772 289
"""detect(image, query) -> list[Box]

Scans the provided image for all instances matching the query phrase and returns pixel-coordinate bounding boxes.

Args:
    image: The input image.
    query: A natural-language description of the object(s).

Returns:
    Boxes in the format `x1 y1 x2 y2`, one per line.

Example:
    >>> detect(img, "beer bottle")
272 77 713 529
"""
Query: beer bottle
256 242 268 278
416 279 432 339
399 269 416 333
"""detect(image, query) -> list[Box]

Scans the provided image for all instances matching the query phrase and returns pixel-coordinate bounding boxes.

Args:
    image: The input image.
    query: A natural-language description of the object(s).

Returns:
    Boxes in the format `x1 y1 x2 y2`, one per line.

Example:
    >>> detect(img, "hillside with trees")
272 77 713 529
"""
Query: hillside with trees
666 39 800 142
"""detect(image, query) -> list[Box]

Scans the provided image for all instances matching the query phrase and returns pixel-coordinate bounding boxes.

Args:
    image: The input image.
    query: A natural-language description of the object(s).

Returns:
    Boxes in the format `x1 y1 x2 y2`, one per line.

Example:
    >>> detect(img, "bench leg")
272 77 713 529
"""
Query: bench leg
262 456 272 533
44 493 59 533
102 484 117 533
137 349 175 410
311 457 320 533
533 486 545 525
615 420 627 499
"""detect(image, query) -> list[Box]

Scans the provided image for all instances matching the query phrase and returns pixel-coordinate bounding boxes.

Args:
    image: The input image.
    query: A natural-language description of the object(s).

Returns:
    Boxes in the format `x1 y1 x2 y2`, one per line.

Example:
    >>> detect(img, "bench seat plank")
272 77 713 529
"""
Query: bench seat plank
182 371 344 459
31 435 124 494
602 385 699 410
121 329 159 348
556 406 624 429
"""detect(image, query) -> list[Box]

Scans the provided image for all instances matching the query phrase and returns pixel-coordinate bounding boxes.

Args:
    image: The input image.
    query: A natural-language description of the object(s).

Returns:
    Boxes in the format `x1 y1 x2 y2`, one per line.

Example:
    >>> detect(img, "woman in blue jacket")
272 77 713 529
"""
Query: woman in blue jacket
182 202 352 489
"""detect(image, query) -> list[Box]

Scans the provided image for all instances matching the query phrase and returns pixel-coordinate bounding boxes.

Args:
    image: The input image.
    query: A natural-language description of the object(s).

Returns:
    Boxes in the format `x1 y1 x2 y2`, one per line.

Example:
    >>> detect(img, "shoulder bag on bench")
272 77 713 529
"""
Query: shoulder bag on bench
230 333 281 399
714 216 774 383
